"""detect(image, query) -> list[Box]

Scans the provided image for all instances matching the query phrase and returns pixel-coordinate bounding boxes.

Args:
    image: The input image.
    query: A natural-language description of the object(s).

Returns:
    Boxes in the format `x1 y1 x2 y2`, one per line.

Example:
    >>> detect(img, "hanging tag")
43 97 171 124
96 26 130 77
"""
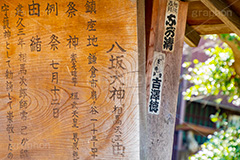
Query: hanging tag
148 52 165 115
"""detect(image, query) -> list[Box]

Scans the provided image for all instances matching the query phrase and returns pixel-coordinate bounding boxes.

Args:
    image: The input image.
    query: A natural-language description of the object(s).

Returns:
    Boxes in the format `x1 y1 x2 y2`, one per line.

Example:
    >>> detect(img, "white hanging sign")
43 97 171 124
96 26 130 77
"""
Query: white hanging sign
148 52 165 115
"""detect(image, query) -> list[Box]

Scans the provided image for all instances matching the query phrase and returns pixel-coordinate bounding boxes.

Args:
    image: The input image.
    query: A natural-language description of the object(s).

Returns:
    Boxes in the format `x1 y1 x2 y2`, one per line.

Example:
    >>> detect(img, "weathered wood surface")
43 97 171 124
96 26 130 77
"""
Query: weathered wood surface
191 24 233 35
186 1 222 25
137 0 147 159
200 0 240 37
184 24 201 47
146 0 188 159
183 0 240 47
0 0 143 159
175 123 217 136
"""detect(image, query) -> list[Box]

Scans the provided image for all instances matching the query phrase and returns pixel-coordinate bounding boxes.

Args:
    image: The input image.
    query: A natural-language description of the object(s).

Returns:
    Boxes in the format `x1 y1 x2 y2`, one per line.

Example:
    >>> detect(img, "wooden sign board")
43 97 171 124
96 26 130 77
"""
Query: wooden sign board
0 0 142 159
148 52 165 115
162 0 179 52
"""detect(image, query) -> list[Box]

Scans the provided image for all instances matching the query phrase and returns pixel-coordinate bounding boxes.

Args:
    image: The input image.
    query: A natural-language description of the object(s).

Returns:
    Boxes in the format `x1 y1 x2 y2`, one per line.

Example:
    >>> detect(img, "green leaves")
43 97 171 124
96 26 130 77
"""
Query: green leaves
214 98 223 104
189 127 240 160
210 115 218 123
183 36 240 106
185 34 240 159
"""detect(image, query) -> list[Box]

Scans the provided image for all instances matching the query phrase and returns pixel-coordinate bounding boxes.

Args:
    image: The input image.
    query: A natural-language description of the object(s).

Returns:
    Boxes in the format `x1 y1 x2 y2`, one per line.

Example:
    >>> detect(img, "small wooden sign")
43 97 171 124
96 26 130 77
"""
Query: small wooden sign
162 0 179 52
148 52 165 115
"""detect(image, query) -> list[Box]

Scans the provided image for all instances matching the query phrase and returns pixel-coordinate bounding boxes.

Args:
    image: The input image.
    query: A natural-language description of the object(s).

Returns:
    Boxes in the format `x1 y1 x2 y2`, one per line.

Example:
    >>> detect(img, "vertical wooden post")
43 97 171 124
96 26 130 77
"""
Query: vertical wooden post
138 0 148 159
146 0 188 159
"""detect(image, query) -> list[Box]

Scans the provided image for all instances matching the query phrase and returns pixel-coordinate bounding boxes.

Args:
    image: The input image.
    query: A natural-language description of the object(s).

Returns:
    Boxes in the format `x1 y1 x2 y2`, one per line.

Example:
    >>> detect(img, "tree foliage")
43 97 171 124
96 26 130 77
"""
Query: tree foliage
189 126 240 160
190 112 240 160
182 34 240 106
184 34 240 159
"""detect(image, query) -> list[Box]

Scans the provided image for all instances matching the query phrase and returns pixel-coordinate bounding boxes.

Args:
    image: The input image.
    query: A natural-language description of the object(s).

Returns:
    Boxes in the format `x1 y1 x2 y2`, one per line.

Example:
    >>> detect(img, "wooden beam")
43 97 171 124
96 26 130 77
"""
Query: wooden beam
146 0 189 159
138 0 147 159
184 0 200 2
191 24 233 35
145 0 154 56
200 0 240 37
196 99 240 113
184 24 201 47
176 123 217 136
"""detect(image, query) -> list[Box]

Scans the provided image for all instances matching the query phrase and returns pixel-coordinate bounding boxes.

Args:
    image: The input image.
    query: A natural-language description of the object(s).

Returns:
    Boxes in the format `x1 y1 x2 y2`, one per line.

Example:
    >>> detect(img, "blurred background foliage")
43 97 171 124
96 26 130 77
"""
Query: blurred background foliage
189 111 240 160
183 34 240 159
183 34 240 106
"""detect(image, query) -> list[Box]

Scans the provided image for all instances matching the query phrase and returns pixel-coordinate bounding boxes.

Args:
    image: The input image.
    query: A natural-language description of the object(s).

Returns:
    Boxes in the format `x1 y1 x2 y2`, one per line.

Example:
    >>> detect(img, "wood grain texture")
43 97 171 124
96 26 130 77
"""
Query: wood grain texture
200 0 240 37
187 1 222 25
225 0 240 17
191 24 233 35
146 0 188 159
184 24 201 47
176 123 217 136
137 0 147 159
0 0 142 159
